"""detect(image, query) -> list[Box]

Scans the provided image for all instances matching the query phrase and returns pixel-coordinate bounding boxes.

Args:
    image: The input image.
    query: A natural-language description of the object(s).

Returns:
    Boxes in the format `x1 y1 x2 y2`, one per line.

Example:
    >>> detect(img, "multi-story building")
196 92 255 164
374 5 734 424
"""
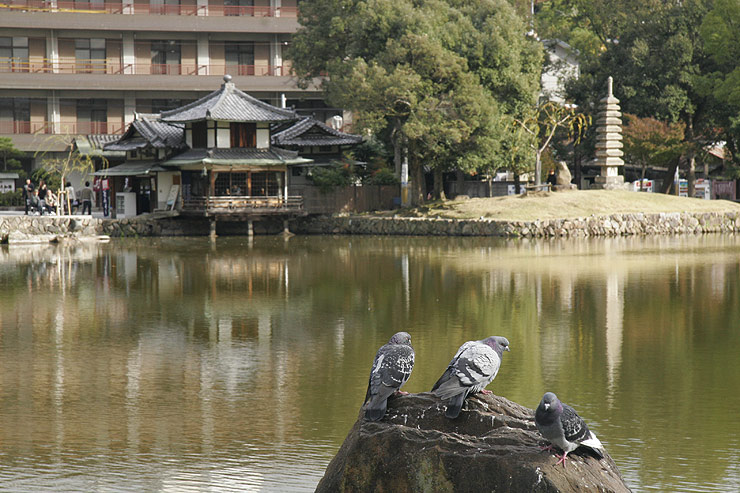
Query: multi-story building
0 0 334 166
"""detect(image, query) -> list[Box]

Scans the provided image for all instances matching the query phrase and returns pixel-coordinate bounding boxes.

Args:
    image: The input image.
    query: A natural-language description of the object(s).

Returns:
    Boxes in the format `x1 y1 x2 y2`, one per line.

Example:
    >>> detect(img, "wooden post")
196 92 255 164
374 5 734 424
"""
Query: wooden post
209 217 217 239
247 219 254 237
283 219 290 235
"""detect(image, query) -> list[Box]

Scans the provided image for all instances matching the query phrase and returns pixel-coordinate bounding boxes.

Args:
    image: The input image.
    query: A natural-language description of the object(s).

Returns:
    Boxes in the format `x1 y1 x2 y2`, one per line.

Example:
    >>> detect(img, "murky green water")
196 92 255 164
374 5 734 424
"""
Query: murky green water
1 234 739 492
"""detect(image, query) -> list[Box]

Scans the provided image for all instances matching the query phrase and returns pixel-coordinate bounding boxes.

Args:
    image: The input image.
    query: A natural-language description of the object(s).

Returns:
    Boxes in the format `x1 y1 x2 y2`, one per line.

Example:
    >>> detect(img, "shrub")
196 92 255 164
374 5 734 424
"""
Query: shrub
0 190 23 207
364 167 400 185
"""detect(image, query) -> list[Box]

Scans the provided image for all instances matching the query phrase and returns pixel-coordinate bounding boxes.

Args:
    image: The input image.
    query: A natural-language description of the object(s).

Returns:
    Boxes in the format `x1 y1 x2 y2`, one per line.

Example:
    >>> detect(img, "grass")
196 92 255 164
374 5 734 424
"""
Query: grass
390 190 740 222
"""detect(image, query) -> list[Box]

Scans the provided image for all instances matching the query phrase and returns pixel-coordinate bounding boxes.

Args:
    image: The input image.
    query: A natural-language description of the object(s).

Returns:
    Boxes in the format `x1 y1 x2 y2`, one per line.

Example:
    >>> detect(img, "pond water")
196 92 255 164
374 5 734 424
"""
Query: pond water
1 234 739 492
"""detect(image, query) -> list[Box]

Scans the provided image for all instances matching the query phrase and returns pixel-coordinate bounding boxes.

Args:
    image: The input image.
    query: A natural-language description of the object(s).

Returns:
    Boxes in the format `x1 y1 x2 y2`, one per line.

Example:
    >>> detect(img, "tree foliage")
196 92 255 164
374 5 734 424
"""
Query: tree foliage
0 137 24 176
288 0 542 204
622 113 687 183
515 101 590 185
698 0 740 163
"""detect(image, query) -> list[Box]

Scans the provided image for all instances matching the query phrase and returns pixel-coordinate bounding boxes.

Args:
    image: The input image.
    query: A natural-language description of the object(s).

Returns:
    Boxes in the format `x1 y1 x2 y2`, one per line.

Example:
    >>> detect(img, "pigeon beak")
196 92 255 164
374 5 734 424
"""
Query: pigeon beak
504 346 510 352
543 402 550 410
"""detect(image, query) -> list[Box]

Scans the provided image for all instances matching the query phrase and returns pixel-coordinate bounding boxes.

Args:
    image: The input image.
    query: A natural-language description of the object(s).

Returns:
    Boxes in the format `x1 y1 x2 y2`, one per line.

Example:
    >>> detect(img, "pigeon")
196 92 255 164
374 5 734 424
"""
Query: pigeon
535 392 605 467
431 336 510 419
363 331 415 421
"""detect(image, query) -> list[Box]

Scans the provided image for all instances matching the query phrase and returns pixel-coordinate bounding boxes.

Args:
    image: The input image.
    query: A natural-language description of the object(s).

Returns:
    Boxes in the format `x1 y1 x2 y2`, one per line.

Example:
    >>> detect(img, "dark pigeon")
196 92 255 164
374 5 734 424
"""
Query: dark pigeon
535 392 605 467
363 331 415 421
431 336 510 419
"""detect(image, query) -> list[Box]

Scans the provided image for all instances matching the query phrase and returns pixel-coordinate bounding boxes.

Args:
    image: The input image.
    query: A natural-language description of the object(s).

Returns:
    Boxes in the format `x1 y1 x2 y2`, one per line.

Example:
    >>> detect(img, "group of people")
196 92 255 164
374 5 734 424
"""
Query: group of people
22 179 94 216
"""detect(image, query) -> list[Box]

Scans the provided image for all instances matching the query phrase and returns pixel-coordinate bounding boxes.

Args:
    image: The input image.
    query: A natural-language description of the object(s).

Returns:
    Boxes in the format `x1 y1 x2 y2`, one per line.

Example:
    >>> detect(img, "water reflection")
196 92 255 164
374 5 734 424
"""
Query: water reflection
1 235 739 492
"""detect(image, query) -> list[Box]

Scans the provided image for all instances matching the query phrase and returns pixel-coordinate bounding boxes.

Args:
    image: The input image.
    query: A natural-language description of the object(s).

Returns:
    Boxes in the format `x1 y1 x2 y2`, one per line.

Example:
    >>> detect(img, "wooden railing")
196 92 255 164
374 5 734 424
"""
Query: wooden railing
0 1 298 16
182 195 304 214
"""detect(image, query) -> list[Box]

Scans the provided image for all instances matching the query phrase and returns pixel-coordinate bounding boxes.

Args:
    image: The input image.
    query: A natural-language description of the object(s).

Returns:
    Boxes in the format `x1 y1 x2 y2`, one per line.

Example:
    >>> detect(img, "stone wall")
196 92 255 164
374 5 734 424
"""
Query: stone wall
294 211 740 237
0 214 288 243
3 210 740 243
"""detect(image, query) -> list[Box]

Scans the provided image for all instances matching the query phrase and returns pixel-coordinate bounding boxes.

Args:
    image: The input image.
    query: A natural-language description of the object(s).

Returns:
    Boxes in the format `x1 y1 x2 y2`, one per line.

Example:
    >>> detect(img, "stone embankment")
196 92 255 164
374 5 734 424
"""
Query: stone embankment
294 211 740 237
3 210 740 242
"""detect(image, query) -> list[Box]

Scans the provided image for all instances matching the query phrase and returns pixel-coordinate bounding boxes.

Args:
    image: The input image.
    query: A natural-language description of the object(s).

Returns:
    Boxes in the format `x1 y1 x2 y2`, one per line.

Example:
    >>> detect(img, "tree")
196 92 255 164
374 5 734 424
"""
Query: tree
0 137 24 177
36 135 102 213
515 101 590 186
622 114 687 188
288 0 542 204
698 0 740 167
565 0 716 196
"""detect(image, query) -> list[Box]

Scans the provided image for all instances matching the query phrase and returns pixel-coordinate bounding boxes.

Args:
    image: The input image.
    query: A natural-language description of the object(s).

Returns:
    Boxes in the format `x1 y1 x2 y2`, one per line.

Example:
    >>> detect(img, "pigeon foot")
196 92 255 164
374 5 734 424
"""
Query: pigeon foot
395 391 409 395
539 444 554 452
479 389 493 395
555 453 570 467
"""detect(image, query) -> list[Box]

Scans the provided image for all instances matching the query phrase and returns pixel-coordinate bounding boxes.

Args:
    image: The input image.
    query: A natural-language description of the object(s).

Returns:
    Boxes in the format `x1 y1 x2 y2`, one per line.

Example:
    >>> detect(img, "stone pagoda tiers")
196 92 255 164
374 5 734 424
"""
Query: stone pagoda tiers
591 77 628 189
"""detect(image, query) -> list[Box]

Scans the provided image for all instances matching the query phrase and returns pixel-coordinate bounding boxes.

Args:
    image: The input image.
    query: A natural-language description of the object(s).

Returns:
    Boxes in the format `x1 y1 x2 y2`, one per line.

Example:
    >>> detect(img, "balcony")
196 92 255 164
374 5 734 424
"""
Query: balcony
0 0 297 16
0 120 125 134
0 58 286 76
0 1 300 33
0 57 313 92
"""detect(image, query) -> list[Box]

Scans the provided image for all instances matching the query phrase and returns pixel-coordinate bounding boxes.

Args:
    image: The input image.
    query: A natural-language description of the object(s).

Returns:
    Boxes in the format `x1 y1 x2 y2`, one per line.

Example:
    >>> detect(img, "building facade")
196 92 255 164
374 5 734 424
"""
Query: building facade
0 0 334 163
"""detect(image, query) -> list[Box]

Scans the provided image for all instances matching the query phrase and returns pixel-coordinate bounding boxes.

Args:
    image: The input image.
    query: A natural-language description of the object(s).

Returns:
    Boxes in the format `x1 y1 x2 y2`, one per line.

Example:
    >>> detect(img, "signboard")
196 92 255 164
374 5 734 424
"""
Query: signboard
694 179 711 200
166 184 180 211
632 179 653 192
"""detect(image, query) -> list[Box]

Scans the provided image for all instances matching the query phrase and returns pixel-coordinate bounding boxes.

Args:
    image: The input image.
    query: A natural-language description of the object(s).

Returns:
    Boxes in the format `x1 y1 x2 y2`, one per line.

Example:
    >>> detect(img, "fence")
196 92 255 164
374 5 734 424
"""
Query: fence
292 184 398 214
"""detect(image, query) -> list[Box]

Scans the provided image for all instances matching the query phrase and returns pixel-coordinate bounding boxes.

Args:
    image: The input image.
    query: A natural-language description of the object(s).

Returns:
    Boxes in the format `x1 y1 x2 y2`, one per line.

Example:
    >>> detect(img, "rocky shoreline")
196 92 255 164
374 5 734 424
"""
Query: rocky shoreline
2 210 740 243
294 210 740 237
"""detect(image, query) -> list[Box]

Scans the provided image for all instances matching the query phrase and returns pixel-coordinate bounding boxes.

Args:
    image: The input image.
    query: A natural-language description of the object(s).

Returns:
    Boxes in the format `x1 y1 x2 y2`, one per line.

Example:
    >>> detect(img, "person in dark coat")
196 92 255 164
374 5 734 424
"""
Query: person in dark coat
23 178 34 215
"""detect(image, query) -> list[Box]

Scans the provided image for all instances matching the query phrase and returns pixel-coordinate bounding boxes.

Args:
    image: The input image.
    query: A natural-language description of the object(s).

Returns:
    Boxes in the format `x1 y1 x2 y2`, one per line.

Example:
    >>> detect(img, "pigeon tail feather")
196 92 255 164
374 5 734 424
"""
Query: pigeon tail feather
364 400 388 421
580 433 604 457
445 392 466 419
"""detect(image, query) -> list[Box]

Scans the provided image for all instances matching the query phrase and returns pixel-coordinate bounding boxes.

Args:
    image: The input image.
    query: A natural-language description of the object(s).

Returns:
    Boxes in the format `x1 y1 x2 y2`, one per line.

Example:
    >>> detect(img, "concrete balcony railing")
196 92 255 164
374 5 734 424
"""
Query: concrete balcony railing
0 0 298 16
0 121 125 135
0 58 286 77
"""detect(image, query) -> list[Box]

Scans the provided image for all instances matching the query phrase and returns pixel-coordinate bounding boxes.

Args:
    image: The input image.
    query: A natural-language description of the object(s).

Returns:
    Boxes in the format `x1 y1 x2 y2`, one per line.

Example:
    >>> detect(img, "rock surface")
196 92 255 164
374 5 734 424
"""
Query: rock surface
316 392 631 493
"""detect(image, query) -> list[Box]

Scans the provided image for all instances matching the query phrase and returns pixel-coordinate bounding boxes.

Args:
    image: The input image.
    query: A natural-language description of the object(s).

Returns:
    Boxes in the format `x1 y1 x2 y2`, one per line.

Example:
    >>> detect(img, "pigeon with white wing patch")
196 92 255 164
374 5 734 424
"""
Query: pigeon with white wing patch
431 336 510 419
535 392 605 467
363 332 415 421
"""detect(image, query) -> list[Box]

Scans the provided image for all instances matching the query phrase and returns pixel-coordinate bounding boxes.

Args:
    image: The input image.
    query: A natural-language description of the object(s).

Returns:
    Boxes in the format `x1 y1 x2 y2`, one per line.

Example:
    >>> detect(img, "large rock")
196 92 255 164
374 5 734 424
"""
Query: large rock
316 392 630 493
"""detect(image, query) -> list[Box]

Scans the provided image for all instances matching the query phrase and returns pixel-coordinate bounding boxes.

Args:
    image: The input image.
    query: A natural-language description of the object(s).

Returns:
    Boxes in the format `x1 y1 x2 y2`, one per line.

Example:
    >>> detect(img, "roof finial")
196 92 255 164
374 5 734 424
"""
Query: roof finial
607 76 613 98
224 74 233 84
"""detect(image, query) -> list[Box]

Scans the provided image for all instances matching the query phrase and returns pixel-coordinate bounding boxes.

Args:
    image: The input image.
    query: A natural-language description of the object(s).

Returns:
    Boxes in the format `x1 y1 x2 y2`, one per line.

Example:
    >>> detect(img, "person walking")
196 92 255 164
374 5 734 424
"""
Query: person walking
22 178 34 215
65 181 77 214
37 180 48 215
80 181 94 215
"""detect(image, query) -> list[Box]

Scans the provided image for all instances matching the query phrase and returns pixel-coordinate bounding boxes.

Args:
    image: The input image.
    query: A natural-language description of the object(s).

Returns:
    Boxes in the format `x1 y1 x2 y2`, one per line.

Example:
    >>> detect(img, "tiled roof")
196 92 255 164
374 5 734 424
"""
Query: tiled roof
163 147 311 166
105 114 184 151
272 117 363 147
160 75 297 123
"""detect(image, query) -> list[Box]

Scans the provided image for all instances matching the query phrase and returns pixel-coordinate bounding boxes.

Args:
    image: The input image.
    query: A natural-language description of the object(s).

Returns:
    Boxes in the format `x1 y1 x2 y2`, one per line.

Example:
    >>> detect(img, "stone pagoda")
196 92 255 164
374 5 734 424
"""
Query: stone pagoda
591 76 628 189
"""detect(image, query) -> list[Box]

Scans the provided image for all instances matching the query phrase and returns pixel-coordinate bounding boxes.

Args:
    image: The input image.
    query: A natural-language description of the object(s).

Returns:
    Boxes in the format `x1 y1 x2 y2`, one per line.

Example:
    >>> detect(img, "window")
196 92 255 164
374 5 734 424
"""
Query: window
251 172 281 196
150 0 180 15
150 99 183 113
230 122 256 148
191 121 207 148
151 40 181 75
0 98 30 133
223 0 253 16
0 37 29 73
214 172 247 196
224 42 254 76
77 99 107 134
75 39 106 73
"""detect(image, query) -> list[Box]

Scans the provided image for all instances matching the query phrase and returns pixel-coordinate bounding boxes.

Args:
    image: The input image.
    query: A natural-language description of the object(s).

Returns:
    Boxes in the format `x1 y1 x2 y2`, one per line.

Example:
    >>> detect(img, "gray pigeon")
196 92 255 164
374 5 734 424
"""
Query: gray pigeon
363 331 415 421
431 336 510 419
535 392 604 467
